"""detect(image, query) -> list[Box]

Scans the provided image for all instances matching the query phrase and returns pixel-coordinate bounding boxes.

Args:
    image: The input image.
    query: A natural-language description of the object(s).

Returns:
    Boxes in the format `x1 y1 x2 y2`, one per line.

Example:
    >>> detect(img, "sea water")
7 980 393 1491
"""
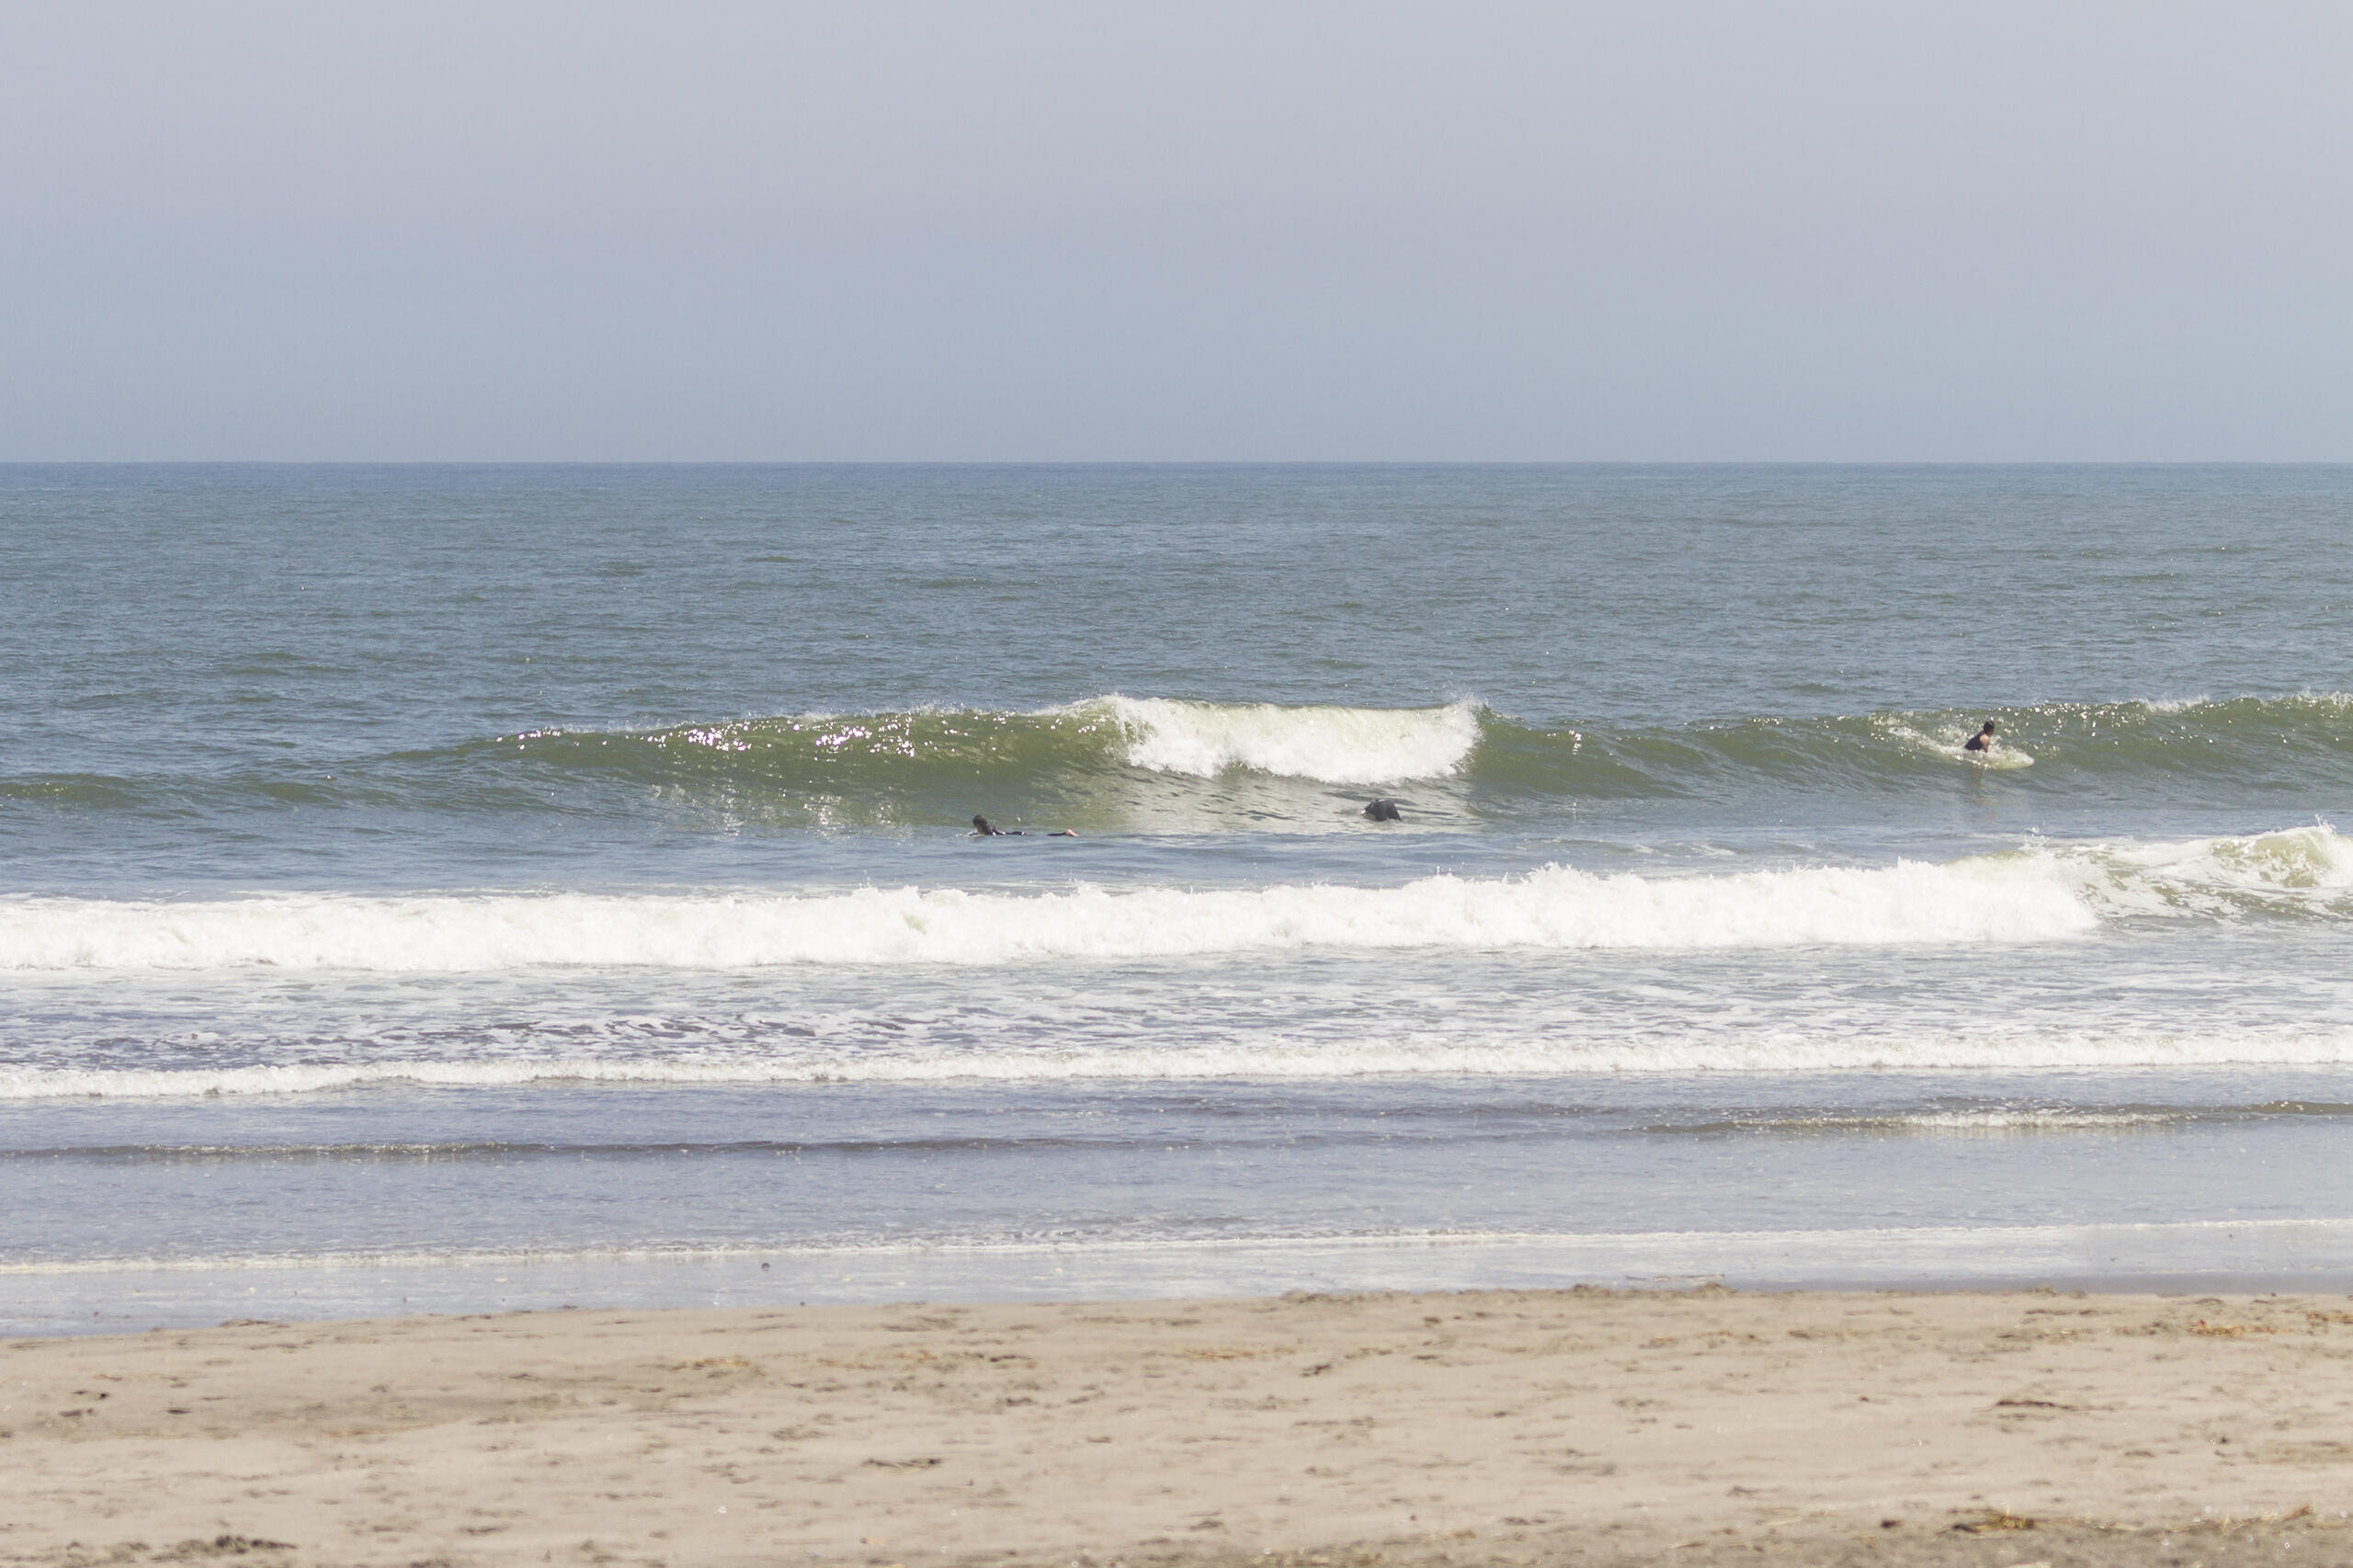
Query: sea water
5 463 2352 1334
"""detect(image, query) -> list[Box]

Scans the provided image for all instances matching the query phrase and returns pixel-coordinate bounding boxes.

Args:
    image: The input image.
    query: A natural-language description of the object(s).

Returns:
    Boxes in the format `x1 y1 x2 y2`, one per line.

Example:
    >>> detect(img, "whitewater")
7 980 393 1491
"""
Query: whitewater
7 462 2353 1333
0 857 2101 971
8 824 2346 973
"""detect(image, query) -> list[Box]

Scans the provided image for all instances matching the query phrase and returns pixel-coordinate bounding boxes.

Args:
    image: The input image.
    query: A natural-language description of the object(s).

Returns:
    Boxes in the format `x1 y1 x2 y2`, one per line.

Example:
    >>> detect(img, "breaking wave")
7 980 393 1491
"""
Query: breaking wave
551 695 1483 791
1089 696 1481 782
2052 823 2353 918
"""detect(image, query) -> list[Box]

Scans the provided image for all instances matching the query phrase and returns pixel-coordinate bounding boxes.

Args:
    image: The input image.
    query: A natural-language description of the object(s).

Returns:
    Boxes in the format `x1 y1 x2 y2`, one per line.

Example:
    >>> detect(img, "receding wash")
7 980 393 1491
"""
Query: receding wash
5 463 2353 1332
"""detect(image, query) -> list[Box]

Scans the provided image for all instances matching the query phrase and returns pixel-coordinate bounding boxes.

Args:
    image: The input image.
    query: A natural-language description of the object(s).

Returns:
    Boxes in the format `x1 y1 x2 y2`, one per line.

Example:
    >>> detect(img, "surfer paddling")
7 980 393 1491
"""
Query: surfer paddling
972 814 1075 837
1963 721 1998 756
1362 799 1404 822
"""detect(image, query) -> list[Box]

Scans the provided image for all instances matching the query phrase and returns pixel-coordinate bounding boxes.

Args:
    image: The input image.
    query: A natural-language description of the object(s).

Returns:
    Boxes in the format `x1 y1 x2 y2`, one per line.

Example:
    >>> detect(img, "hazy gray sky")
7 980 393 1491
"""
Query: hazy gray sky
5 2 2347 460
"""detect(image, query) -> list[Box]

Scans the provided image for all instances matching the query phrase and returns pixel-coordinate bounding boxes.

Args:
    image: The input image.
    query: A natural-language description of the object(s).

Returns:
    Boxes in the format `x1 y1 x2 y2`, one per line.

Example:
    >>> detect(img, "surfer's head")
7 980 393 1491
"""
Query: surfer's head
1980 721 1997 734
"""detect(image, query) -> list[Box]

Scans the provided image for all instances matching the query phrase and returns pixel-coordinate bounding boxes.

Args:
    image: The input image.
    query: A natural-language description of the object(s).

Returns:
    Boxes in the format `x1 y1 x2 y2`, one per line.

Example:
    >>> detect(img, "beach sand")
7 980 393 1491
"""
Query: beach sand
5 1288 2352 1567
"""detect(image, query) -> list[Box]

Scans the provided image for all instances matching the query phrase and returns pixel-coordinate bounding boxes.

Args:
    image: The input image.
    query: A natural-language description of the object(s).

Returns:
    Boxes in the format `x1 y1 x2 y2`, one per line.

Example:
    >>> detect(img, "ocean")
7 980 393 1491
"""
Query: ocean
6 462 2352 1335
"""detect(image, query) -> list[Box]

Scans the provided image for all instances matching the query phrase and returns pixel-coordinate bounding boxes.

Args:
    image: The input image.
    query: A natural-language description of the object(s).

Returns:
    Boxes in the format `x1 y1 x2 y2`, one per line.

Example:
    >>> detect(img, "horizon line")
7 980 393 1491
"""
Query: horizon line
6 458 2351 469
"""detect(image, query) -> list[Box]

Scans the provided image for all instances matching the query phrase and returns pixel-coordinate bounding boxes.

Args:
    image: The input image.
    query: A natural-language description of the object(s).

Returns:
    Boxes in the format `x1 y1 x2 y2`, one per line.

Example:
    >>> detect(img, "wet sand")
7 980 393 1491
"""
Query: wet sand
5 1288 2353 1566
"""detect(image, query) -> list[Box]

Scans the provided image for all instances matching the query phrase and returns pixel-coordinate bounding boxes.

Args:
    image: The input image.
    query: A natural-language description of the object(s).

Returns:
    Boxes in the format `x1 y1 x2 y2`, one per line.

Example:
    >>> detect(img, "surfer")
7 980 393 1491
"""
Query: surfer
1963 721 1997 756
1362 799 1404 822
972 815 1075 837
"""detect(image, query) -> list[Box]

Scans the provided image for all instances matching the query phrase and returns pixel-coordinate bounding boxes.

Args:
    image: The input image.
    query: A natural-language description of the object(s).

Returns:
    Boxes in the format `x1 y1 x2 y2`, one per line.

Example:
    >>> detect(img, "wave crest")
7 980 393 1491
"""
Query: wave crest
1085 696 1481 782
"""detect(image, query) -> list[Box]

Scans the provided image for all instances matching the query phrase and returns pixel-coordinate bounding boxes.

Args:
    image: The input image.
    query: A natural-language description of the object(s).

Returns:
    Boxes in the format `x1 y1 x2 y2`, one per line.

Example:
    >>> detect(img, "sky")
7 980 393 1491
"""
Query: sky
4 2 2348 461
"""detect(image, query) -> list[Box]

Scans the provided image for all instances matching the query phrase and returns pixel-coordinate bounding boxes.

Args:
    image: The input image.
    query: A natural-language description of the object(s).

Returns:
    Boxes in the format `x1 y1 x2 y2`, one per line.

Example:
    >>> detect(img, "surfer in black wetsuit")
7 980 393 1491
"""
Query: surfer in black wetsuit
972 815 1075 837
1963 721 1997 756
1362 799 1404 822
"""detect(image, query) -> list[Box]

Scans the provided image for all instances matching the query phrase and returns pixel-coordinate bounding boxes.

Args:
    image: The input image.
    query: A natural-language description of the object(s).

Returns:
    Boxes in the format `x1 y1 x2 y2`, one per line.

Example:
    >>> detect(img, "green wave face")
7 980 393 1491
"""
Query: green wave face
466 698 1488 832
360 692 2353 831
0 776 144 807
1472 695 2353 801
17 694 2350 834
495 706 1139 828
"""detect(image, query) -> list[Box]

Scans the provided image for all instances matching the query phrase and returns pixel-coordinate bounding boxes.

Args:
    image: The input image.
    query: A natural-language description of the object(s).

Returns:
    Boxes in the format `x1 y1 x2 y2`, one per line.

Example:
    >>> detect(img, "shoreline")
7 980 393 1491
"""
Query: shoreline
17 1217 2353 1338
8 1286 2353 1566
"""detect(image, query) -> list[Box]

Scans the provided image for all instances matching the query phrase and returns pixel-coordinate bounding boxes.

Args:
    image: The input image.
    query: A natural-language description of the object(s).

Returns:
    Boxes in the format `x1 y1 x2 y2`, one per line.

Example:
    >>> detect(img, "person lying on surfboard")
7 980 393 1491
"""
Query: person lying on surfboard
1963 721 1998 756
972 814 1075 837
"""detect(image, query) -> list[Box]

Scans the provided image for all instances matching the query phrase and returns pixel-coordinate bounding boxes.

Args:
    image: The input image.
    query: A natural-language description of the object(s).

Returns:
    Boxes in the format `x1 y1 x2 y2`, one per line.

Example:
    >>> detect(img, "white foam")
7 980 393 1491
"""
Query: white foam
1082 696 1482 781
15 1024 2353 1101
1824 1108 2196 1133
1878 716 2036 768
2052 824 2353 916
0 856 2093 976
2132 691 2352 716
6 828 2343 982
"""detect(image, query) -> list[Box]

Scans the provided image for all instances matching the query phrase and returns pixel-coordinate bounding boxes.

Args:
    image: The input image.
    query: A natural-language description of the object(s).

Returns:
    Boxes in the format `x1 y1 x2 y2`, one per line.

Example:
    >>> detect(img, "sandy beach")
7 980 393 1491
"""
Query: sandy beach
5 1288 2352 1567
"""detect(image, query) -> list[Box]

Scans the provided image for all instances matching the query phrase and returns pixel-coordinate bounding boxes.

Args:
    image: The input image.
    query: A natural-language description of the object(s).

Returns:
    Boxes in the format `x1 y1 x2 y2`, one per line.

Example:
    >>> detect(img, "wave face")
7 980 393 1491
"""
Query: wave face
489 691 2353 807
493 693 2353 794
14 693 2351 835
506 695 1484 807
12 829 2349 973
1470 692 2353 801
